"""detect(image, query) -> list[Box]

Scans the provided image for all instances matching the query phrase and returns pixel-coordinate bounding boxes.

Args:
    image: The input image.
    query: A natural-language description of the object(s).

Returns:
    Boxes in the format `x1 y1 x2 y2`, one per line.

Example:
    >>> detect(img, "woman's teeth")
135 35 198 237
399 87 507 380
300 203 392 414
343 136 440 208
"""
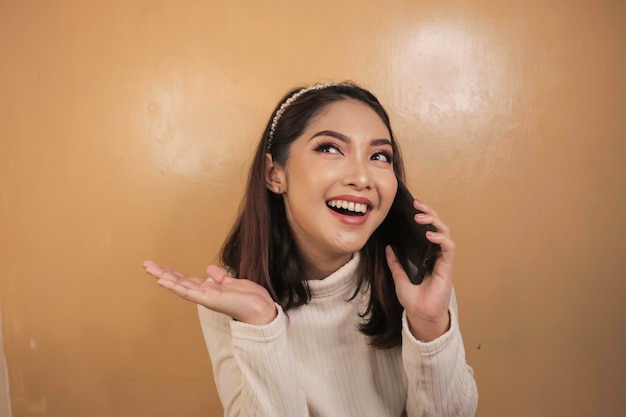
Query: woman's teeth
327 200 368 214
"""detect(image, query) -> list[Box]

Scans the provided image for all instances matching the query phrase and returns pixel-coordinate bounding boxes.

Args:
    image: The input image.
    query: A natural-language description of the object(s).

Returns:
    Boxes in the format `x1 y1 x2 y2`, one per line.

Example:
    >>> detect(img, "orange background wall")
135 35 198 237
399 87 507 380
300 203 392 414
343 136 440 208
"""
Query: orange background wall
1 1 624 416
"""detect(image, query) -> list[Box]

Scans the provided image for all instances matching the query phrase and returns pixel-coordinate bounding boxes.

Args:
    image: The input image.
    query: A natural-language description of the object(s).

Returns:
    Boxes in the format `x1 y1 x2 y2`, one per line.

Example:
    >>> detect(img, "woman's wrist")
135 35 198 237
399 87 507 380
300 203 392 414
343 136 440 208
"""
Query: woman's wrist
241 301 278 325
407 312 451 342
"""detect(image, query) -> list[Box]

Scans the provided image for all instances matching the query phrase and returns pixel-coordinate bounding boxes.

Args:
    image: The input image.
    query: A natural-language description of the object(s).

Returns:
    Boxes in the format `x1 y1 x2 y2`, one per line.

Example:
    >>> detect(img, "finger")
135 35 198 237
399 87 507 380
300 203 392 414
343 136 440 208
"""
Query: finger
169 276 209 291
385 246 410 285
414 213 450 236
143 261 170 279
142 261 184 280
186 276 205 284
426 231 456 265
206 264 231 284
143 260 162 273
414 200 438 218
143 261 205 284
157 278 210 304
153 268 182 284
160 265 187 280
413 201 450 236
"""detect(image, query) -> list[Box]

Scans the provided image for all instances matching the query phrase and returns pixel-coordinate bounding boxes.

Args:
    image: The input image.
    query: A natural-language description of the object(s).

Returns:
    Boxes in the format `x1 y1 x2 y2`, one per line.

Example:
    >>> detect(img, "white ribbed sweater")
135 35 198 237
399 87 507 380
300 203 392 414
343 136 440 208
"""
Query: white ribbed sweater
197 253 478 416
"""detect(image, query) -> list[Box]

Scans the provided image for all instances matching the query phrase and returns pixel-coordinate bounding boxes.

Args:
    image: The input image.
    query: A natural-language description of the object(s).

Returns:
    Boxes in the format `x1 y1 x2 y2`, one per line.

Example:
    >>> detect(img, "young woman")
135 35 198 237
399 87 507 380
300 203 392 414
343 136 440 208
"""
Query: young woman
143 82 478 416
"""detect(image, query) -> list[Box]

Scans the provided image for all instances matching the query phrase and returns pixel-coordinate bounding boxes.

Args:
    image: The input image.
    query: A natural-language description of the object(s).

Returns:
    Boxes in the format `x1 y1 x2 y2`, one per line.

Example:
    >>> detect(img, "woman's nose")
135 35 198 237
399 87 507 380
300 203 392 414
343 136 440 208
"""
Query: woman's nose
343 158 371 190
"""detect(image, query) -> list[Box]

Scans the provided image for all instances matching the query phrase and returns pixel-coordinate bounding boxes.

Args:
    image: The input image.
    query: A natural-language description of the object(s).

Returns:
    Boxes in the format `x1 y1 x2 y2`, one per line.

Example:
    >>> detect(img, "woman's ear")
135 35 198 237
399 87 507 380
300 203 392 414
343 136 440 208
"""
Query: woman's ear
265 153 285 194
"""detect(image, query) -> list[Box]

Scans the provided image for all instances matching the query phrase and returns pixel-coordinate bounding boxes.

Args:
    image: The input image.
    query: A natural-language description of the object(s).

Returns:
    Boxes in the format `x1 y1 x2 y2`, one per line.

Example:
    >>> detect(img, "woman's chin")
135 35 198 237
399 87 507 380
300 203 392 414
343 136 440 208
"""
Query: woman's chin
331 232 368 254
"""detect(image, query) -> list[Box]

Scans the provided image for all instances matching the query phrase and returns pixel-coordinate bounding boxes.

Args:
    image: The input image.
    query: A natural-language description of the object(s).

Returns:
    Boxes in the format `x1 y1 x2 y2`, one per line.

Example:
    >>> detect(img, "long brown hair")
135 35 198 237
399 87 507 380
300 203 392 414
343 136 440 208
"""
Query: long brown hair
220 82 406 348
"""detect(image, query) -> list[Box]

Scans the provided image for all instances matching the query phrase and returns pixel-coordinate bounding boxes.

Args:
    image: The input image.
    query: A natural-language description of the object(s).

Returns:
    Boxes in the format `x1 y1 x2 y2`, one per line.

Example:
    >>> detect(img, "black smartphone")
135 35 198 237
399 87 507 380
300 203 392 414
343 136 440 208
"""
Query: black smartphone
382 180 440 285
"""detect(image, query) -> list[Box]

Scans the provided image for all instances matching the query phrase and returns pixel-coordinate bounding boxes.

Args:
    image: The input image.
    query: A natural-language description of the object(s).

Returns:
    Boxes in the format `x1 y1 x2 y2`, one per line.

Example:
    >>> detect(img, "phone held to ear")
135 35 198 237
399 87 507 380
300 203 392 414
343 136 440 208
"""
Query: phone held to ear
382 180 441 285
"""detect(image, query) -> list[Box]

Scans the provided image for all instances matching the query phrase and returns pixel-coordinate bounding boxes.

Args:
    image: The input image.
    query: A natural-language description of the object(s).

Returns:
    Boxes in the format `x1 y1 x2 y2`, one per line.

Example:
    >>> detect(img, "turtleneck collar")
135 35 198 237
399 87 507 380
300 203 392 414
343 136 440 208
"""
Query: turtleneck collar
306 252 360 298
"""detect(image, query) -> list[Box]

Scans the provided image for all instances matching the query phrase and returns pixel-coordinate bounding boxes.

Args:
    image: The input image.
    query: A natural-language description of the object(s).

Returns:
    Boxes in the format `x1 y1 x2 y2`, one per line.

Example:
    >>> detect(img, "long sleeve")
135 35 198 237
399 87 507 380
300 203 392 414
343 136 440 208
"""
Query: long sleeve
401 290 479 417
198 304 309 417
197 254 477 417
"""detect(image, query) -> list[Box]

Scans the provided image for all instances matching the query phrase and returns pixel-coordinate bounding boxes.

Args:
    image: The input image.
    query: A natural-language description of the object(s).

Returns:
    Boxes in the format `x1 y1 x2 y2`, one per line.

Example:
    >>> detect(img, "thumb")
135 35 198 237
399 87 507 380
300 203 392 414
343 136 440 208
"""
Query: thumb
206 264 230 284
385 246 410 286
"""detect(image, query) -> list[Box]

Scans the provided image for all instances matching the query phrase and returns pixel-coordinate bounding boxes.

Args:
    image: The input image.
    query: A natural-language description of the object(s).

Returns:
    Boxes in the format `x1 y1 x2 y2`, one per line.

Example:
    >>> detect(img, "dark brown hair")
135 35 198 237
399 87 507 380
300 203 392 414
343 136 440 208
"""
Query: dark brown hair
220 82 406 348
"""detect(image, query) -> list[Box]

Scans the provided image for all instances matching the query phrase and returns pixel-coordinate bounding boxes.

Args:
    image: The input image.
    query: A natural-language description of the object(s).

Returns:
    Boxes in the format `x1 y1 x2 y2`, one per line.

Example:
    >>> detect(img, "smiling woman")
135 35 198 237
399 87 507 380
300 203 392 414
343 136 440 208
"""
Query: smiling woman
268 99 398 278
143 82 478 416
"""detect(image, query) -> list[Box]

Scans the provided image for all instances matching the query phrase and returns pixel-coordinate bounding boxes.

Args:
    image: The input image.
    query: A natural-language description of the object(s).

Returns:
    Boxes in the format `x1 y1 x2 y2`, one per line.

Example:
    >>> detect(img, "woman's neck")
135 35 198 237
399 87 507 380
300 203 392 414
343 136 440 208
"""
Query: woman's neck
301 252 354 281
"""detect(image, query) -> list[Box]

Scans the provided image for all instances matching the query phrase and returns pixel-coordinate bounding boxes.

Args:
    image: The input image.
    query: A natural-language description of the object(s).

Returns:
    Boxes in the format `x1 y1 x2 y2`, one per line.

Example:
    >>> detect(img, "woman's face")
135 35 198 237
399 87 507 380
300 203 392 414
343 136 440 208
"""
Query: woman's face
274 99 398 270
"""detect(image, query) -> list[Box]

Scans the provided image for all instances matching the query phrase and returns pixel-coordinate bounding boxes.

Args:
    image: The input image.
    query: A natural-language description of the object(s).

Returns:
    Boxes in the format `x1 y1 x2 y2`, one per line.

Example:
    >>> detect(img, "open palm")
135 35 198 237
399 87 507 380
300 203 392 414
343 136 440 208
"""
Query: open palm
143 261 277 325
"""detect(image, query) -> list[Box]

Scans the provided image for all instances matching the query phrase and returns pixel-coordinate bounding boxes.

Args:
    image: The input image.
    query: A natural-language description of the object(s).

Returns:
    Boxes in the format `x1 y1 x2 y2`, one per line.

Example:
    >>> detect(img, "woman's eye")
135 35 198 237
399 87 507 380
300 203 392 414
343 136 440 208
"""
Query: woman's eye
314 143 342 154
372 151 393 163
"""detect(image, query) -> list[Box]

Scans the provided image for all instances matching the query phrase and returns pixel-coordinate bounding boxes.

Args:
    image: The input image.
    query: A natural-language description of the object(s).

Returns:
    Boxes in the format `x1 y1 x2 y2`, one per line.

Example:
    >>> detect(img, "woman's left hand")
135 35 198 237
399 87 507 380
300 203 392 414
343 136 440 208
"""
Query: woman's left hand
385 200 454 342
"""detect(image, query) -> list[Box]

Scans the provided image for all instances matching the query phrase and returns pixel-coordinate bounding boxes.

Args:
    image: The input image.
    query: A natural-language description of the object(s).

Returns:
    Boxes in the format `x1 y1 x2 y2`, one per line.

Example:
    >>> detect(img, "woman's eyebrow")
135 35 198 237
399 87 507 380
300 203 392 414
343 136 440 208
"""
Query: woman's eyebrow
309 130 392 146
370 138 393 147
309 130 351 143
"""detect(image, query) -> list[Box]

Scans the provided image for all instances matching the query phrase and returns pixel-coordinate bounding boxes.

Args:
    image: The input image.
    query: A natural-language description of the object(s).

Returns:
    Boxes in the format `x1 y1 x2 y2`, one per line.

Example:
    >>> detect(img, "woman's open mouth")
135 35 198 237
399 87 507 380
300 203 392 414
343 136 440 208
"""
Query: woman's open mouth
326 200 368 217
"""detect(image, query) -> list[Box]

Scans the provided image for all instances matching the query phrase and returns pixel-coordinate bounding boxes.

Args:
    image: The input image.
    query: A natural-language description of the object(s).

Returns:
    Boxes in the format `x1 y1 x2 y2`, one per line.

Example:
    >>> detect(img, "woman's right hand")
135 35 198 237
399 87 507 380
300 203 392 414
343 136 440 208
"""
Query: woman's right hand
143 261 277 325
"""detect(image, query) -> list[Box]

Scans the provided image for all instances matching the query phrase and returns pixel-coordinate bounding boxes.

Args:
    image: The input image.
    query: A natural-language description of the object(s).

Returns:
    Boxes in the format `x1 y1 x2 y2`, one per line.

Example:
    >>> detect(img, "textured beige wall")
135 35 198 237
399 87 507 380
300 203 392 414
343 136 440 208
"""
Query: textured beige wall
1 1 624 416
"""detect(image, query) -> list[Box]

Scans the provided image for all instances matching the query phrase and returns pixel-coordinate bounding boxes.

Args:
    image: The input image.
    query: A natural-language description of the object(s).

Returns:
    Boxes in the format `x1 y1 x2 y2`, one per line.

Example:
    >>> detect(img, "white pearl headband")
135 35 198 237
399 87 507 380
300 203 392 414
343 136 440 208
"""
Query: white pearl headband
266 82 344 152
